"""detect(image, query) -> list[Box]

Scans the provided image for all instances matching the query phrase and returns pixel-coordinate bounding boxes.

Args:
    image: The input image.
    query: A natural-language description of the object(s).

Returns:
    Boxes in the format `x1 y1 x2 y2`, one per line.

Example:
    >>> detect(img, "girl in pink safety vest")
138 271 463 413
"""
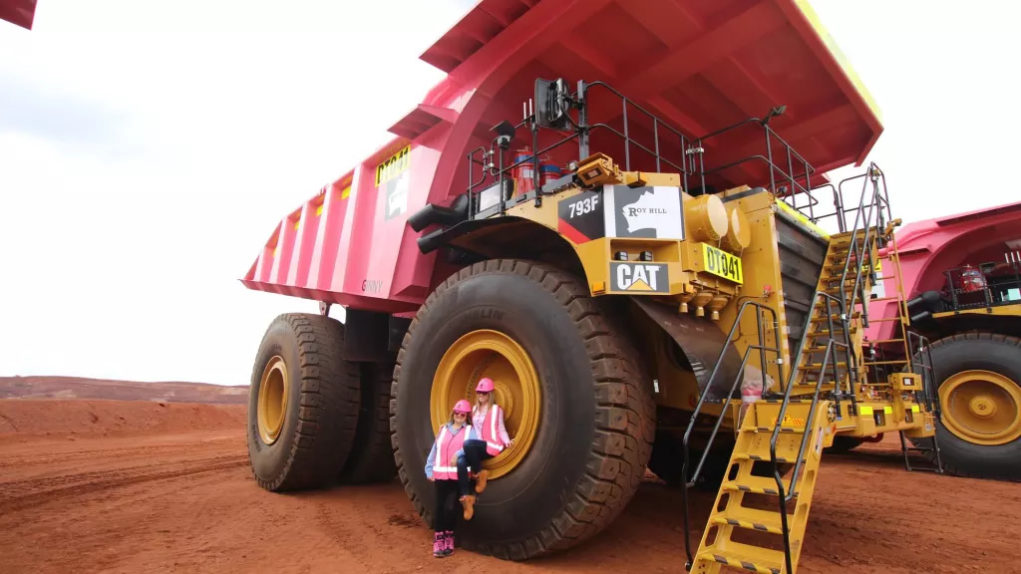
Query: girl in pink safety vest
456 377 513 500
424 399 472 558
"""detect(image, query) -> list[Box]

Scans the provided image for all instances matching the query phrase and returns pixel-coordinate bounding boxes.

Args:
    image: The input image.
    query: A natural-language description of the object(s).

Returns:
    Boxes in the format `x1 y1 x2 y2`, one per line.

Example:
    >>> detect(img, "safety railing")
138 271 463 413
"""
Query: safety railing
678 301 783 570
942 265 1021 312
462 77 870 234
464 80 694 219
900 331 945 473
770 329 845 574
906 331 939 415
684 114 820 214
764 165 896 571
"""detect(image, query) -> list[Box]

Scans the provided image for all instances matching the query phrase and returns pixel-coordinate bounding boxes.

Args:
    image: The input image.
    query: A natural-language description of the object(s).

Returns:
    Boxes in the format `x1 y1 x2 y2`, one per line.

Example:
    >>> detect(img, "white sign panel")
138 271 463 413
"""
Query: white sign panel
602 185 684 239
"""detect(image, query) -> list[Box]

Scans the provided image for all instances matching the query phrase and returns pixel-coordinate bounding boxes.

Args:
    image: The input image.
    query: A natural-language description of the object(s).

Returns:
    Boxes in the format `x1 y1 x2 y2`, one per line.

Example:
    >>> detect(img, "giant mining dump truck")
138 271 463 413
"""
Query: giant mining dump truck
241 1 948 572
864 201 1021 480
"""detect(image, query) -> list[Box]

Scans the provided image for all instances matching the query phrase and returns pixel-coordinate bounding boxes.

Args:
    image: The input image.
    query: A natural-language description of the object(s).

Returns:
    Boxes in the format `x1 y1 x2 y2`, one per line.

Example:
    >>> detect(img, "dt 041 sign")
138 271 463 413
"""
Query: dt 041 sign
701 244 743 284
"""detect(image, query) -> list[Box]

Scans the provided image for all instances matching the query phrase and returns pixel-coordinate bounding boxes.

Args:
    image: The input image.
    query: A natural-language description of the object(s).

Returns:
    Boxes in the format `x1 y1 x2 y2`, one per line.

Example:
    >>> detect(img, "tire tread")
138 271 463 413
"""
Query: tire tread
249 313 361 491
391 260 654 558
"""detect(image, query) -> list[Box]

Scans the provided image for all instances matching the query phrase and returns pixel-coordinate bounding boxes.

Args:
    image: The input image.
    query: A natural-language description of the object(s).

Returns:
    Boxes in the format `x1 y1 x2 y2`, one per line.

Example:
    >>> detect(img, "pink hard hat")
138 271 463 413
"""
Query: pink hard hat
453 399 472 414
475 377 495 393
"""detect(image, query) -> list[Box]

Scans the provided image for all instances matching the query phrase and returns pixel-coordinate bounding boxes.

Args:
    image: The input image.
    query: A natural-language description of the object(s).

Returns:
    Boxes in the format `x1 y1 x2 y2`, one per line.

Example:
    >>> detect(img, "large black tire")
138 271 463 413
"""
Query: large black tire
391 260 655 560
340 362 398 484
247 313 361 491
915 333 1021 480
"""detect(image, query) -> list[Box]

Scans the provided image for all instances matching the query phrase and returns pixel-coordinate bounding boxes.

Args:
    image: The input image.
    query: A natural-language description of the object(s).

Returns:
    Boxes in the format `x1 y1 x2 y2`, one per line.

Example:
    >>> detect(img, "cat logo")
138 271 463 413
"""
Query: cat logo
610 263 669 293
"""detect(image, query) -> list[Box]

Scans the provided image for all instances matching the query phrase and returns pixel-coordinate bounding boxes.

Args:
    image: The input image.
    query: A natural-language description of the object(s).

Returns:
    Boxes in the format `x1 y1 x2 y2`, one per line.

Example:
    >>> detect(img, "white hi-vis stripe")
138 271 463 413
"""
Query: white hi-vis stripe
434 466 457 473
488 405 504 452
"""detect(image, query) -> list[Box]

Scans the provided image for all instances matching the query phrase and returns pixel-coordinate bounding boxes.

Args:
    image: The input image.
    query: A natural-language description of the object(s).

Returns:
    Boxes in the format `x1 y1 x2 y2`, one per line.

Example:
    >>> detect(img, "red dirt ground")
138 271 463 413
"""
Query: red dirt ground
1 398 1019 573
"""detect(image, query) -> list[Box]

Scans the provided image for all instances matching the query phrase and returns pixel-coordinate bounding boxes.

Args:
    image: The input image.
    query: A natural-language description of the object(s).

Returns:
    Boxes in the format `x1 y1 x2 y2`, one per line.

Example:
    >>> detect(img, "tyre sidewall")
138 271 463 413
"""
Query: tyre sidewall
930 336 1021 479
247 317 304 485
395 271 597 542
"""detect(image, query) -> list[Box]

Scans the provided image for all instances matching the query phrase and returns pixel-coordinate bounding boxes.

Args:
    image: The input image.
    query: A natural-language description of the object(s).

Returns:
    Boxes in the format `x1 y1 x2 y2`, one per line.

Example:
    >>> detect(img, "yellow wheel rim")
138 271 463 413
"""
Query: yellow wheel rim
431 329 541 480
257 356 289 445
940 370 1021 446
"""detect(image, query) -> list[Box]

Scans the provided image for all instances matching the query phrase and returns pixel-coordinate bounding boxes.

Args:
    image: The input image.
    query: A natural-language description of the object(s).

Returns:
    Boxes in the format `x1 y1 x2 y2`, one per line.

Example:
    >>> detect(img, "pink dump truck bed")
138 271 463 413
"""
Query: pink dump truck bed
242 0 883 312
867 201 1021 342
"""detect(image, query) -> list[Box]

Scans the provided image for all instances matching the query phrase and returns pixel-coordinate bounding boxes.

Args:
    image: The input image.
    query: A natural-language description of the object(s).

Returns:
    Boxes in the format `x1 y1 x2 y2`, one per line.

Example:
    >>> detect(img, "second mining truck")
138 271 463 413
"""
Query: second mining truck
862 201 1021 481
241 1 945 572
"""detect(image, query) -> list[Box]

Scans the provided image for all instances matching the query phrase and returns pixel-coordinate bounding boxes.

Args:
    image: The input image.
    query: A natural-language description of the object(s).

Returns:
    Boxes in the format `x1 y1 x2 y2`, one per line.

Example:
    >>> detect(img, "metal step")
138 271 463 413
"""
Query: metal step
695 543 785 574
747 426 804 434
722 475 796 497
710 506 790 535
802 361 849 369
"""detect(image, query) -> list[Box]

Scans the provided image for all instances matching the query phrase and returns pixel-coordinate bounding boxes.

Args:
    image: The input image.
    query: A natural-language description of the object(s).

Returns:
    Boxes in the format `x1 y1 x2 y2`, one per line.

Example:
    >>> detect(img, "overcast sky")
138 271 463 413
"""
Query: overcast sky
1 1 1019 385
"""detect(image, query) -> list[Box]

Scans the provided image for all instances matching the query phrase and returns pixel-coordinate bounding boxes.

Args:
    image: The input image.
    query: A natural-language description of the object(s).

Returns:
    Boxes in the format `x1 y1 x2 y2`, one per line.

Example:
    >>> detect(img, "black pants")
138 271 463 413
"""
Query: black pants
434 479 459 532
456 439 493 496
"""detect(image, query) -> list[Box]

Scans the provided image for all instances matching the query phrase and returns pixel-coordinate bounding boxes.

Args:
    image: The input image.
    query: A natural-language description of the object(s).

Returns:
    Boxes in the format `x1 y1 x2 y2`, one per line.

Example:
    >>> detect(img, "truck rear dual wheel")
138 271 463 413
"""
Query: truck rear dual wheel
391 260 655 560
916 333 1021 480
340 362 398 484
247 314 362 491
247 314 397 491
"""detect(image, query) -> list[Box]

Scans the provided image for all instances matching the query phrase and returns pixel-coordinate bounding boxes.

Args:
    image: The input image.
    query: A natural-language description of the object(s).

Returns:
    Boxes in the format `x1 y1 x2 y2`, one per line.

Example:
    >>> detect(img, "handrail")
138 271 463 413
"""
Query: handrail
465 80 696 220
906 331 938 414
678 300 782 569
766 163 893 574
770 333 845 574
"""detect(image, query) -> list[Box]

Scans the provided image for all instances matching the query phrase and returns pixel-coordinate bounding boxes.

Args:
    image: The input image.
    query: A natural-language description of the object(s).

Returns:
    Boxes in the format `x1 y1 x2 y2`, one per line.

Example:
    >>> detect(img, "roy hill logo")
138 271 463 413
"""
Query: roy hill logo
626 206 668 217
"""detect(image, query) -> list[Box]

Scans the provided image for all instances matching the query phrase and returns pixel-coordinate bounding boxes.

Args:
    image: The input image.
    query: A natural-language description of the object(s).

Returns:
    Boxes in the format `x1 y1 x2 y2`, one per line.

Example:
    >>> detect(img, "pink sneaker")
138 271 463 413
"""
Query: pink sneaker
433 532 446 558
443 531 455 556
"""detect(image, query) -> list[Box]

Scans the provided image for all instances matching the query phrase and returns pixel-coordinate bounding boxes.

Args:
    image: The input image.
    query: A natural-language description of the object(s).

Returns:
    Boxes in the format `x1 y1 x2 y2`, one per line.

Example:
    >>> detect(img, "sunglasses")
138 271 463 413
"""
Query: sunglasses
453 412 468 417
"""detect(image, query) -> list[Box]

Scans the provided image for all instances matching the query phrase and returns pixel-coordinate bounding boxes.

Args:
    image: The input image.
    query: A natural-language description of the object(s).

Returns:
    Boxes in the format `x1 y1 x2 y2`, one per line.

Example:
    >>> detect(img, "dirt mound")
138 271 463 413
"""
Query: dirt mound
0 376 248 404
0 399 246 441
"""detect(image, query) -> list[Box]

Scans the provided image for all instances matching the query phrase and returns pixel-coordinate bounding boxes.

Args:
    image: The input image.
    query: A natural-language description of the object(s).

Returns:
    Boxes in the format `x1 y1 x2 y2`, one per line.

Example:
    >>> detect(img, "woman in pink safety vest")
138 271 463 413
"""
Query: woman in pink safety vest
456 377 513 500
424 399 472 558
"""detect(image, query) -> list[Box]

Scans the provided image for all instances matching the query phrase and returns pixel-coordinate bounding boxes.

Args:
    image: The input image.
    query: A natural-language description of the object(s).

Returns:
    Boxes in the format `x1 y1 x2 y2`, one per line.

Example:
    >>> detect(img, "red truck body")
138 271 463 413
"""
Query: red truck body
0 0 37 29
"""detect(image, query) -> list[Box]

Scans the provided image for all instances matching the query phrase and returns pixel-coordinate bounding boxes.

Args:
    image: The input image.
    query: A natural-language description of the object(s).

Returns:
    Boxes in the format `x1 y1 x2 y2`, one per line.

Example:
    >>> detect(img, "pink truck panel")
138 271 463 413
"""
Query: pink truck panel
867 201 1021 342
243 0 884 311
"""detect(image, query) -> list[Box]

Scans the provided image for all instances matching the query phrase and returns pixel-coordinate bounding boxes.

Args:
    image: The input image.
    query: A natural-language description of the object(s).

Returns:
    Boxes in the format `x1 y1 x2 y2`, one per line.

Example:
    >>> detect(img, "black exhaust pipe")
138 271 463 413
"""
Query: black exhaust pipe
907 290 942 314
417 228 448 254
408 194 469 232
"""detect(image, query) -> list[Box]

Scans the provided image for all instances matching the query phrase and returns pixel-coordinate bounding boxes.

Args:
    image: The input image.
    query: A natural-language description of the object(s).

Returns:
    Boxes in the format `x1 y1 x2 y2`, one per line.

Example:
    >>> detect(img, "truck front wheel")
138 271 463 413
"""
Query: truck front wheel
391 260 655 559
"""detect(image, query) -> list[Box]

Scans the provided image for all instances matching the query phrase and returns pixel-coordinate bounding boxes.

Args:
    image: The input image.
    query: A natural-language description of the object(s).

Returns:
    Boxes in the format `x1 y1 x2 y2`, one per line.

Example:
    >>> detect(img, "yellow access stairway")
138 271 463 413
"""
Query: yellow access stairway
691 400 830 574
789 229 878 397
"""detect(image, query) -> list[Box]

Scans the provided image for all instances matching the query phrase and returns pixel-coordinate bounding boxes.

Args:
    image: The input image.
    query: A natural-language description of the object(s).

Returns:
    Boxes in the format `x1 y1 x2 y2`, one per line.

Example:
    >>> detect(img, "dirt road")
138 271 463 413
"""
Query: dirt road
1 399 1019 573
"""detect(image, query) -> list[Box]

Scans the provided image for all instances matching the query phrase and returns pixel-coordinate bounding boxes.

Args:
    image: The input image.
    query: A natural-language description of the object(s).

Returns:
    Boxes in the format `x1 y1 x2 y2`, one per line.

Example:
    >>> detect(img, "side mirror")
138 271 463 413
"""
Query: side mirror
534 78 571 130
